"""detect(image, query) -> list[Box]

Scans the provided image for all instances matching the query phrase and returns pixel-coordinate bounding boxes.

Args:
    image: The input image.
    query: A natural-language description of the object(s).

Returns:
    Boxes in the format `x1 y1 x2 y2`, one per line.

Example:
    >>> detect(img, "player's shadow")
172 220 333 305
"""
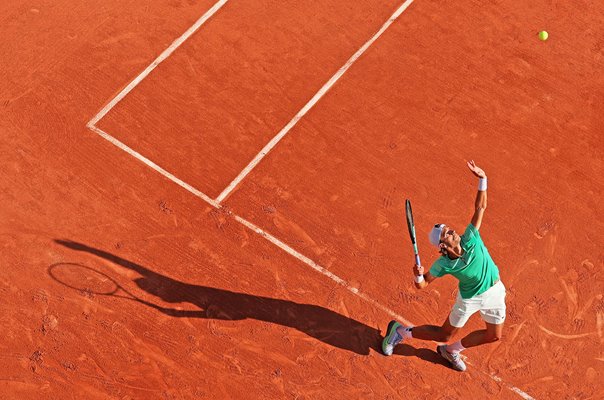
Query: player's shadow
54 239 384 355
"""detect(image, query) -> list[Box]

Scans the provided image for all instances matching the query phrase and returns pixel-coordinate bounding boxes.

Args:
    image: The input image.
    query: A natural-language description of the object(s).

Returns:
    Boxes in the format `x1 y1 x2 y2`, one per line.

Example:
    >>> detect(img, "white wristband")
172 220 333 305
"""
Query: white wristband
414 275 425 283
478 177 487 191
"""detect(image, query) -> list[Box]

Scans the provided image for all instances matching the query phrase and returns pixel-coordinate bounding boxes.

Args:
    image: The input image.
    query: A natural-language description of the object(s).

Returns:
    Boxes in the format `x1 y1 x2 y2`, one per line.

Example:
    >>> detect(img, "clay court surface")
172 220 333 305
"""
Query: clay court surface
1 0 603 398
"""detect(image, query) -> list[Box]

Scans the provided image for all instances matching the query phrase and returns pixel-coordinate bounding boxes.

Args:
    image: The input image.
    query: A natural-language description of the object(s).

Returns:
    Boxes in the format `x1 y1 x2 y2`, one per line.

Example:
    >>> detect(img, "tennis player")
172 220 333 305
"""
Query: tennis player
382 160 506 371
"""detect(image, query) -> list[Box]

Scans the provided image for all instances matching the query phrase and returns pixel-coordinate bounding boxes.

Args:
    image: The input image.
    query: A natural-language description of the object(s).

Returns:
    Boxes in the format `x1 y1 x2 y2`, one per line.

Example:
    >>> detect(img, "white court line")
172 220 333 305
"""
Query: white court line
88 127 412 322
84 0 535 397
89 125 220 208
234 214 413 325
87 0 228 127
475 368 535 400
214 0 415 204
88 126 410 323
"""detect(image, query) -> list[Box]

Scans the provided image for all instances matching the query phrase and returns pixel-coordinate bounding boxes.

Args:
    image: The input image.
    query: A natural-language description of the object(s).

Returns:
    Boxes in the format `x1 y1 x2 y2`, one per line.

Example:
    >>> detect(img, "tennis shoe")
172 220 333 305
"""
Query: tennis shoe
382 320 403 356
437 344 467 371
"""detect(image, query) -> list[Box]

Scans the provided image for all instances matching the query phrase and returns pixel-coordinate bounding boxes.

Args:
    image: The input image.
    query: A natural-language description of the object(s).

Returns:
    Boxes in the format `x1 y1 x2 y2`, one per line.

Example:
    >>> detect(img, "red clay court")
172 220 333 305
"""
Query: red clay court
1 0 602 399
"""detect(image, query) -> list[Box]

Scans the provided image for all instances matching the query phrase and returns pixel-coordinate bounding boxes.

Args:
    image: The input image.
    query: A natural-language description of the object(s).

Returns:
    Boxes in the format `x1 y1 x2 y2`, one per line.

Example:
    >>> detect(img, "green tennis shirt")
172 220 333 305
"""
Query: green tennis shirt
429 224 500 299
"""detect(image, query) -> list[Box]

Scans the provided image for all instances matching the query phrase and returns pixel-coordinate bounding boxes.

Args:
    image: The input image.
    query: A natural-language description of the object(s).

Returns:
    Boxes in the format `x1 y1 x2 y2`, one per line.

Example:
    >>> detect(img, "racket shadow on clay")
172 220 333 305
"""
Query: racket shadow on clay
54 239 383 355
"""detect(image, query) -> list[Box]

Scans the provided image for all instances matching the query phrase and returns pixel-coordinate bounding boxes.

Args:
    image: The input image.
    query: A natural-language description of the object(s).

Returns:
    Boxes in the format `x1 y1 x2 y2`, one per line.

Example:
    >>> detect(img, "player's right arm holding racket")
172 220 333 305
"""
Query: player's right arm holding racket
413 260 437 289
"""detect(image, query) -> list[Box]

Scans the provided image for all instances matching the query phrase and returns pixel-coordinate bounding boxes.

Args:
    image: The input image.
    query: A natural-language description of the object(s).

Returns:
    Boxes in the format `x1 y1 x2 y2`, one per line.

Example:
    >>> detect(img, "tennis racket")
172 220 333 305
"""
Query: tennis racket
405 199 421 265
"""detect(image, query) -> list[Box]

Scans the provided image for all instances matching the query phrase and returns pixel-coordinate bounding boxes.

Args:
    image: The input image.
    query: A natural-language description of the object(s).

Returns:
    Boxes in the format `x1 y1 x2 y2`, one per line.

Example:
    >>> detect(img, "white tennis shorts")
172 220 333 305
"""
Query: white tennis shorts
449 280 506 327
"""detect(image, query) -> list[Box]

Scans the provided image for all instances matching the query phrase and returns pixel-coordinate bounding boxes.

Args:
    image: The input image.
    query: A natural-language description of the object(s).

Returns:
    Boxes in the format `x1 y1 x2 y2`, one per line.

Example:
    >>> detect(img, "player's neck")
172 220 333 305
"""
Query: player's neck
447 245 464 259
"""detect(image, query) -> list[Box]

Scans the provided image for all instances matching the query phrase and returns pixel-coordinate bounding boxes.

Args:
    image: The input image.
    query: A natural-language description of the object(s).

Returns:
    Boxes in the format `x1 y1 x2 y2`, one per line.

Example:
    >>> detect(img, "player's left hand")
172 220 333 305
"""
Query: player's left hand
467 160 486 178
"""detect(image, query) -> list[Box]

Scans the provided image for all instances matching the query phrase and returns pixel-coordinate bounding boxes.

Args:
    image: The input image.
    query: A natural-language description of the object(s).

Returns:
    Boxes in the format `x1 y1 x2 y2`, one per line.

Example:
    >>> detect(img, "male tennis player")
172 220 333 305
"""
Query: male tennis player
382 160 506 372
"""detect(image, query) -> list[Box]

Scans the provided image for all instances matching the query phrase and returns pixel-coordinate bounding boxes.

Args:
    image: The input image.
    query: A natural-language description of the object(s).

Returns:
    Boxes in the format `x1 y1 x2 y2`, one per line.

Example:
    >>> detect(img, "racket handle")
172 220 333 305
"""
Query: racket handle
415 254 421 265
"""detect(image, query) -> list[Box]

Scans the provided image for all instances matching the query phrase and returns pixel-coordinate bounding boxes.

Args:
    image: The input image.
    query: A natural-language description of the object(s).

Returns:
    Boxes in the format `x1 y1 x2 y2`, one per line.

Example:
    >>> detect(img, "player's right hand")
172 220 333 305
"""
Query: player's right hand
413 264 424 276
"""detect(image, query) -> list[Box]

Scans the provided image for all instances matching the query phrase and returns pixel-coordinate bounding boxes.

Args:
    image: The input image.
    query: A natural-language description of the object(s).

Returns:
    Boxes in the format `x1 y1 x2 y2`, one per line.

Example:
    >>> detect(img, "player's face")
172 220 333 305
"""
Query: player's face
440 226 460 248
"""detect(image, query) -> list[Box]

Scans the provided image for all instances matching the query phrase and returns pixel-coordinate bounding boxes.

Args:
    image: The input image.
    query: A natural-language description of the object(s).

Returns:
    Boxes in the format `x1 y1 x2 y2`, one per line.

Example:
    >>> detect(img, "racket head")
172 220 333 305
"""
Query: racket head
405 199 417 244
48 263 120 296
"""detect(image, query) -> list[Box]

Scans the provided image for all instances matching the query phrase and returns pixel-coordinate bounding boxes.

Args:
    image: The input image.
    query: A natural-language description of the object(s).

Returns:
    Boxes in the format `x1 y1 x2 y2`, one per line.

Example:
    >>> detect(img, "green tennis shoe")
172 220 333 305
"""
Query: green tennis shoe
382 320 403 356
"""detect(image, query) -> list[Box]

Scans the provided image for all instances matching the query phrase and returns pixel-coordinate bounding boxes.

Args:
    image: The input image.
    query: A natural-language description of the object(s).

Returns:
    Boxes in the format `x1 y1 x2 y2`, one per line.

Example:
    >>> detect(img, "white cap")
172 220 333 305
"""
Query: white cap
429 224 445 247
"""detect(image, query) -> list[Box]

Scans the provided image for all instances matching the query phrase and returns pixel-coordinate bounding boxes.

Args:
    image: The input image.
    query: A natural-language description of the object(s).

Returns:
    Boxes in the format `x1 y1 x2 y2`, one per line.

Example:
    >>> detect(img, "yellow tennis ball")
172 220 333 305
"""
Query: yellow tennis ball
539 31 549 41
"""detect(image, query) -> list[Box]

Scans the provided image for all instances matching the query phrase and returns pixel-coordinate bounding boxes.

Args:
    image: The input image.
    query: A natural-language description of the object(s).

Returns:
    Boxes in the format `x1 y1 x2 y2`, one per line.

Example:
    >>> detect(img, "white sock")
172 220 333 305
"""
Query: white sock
446 340 465 354
396 326 413 339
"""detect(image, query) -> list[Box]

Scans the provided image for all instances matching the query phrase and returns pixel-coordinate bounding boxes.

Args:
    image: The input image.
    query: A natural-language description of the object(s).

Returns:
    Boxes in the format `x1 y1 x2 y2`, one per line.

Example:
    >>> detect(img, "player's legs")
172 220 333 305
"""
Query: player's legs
431 317 467 371
461 281 506 348
395 288 479 343
410 316 460 342
437 320 503 372
411 288 481 342
445 281 506 355
459 320 503 348
382 316 459 356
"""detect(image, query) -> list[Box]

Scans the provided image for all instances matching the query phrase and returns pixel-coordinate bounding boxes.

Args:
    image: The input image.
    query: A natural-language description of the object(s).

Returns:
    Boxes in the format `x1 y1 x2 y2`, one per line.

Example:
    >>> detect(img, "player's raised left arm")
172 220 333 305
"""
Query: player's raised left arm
467 160 487 230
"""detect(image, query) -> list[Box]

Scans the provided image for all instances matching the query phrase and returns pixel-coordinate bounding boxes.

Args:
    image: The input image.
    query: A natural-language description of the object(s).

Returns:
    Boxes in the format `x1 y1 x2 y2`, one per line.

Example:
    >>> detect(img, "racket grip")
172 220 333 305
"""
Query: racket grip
414 254 421 266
